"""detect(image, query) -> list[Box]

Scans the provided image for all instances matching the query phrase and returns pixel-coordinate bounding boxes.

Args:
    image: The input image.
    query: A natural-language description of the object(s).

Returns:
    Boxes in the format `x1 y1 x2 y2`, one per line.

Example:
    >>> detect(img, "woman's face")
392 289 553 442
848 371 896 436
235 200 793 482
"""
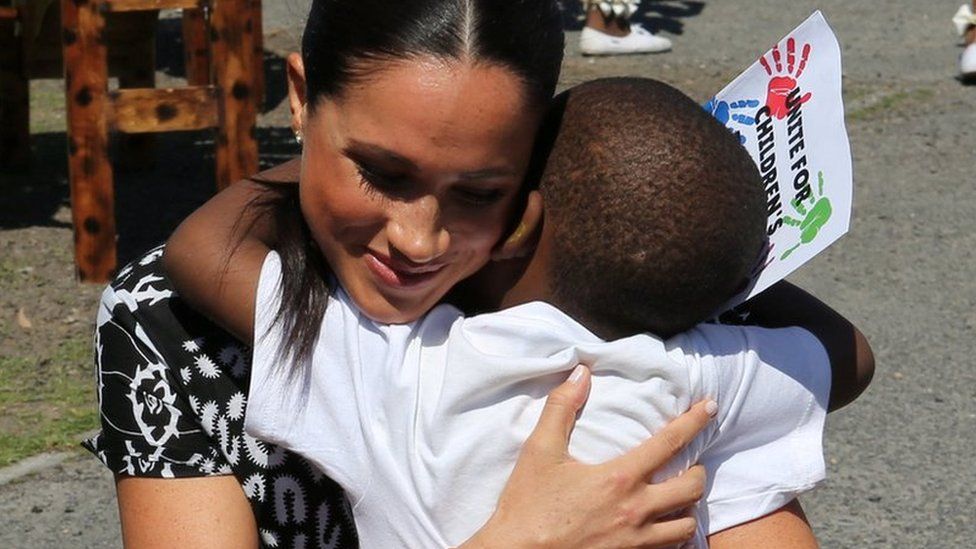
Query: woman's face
297 58 542 323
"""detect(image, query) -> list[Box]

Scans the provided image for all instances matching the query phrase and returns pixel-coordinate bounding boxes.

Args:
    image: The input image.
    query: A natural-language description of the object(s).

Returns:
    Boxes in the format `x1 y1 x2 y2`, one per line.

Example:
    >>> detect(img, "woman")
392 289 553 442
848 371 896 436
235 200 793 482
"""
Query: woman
85 1 816 547
89 0 707 547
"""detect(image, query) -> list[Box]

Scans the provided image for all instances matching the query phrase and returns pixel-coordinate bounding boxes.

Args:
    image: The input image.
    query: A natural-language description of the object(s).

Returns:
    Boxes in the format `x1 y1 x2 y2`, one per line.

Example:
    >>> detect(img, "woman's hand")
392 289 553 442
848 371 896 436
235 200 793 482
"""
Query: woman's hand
462 366 716 549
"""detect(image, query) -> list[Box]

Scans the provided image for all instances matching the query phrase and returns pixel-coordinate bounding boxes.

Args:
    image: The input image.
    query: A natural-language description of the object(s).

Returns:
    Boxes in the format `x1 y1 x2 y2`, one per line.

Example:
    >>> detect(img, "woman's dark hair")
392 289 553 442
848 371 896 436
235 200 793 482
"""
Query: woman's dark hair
303 0 565 108
266 0 565 370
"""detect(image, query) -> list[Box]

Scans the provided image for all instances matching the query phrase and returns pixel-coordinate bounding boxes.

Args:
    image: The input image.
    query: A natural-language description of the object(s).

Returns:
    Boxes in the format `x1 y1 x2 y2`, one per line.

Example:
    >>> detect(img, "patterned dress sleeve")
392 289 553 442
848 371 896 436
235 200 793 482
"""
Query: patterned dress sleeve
83 245 359 548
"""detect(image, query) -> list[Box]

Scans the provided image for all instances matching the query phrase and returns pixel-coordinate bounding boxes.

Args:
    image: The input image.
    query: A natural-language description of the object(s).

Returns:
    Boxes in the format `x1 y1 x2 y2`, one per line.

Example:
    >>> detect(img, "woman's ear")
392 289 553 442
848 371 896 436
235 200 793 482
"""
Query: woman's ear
492 191 544 261
286 52 308 139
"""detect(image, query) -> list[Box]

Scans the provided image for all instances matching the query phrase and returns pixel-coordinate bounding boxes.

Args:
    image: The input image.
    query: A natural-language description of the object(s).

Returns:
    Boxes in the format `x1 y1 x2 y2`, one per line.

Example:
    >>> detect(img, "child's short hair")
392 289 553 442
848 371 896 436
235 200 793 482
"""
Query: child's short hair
537 78 766 339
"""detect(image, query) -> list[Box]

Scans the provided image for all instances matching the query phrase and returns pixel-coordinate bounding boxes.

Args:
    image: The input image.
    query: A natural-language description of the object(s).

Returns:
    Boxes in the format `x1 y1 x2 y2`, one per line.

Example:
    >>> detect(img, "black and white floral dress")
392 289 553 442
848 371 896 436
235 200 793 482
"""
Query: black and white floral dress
83 244 359 548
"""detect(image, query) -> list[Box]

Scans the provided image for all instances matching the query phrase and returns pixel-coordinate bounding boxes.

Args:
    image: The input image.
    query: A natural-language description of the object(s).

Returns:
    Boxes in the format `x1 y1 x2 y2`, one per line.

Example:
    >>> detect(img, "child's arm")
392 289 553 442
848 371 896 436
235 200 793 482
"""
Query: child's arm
709 499 818 548
163 180 281 344
733 281 875 411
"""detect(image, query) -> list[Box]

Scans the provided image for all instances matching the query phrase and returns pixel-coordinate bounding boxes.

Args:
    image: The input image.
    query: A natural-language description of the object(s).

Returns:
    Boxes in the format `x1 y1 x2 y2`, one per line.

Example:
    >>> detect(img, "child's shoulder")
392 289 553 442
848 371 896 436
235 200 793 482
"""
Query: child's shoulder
672 323 831 418
676 322 823 358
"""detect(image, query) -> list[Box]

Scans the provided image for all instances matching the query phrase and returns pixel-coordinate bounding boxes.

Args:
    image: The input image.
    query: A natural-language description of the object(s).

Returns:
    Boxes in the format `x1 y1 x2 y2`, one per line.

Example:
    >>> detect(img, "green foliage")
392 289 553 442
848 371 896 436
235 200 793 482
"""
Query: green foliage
0 335 97 467
28 81 68 134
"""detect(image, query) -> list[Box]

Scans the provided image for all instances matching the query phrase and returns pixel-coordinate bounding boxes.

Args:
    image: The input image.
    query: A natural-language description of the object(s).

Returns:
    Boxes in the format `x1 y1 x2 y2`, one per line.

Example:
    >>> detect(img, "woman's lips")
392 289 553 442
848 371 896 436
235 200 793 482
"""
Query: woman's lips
364 251 446 290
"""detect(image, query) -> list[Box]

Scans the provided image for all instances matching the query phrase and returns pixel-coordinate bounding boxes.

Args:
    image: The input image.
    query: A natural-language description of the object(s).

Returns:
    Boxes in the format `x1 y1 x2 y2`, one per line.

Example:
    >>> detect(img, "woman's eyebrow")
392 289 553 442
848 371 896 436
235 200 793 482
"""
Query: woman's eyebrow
459 167 516 180
346 139 515 179
345 140 418 170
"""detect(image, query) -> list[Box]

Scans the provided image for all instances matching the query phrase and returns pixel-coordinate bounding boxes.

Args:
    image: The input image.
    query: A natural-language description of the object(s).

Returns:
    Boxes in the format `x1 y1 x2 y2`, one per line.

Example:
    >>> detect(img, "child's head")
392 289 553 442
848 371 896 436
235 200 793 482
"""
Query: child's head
535 78 766 339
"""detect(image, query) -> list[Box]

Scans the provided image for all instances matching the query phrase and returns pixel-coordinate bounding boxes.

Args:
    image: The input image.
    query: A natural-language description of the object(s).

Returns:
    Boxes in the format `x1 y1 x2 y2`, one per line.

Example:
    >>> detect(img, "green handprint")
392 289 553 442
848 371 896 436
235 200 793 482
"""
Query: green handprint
780 171 832 260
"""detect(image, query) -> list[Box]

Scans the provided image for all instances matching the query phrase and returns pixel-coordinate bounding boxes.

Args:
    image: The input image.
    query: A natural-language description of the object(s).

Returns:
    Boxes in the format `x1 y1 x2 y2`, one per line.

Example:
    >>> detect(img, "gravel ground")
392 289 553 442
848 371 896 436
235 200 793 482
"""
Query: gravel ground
2 0 974 547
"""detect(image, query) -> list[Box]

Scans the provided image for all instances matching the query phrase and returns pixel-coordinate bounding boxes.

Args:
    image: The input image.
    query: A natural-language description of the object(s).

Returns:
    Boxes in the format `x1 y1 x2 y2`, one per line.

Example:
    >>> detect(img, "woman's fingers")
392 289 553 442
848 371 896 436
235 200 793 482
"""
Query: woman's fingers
633 514 699 549
477 390 715 549
613 399 717 480
640 465 706 520
524 365 592 457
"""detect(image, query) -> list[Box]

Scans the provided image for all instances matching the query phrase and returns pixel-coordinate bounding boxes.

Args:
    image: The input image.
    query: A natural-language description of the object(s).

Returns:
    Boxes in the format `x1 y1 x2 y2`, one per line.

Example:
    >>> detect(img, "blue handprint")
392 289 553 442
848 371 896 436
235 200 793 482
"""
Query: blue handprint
704 97 760 144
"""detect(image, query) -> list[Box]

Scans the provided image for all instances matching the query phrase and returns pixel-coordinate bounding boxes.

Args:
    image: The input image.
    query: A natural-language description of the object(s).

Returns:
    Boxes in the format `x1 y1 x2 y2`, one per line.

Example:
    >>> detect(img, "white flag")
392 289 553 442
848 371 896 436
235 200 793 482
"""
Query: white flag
708 11 854 309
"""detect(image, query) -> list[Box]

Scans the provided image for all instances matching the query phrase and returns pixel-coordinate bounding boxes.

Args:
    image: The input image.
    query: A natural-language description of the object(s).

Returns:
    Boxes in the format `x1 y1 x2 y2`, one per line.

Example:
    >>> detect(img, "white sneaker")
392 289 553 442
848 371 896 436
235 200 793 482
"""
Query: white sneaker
579 23 672 56
961 42 976 82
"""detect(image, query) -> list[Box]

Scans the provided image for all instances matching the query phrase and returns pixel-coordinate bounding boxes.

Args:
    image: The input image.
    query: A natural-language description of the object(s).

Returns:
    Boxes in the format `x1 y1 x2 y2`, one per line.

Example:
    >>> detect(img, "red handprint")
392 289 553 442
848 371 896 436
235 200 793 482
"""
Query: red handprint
759 37 812 119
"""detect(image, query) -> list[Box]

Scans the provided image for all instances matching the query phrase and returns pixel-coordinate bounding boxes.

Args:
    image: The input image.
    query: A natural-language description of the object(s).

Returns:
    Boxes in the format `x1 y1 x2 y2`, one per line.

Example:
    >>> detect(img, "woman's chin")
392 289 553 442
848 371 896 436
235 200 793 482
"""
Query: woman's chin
358 301 426 325
347 286 432 325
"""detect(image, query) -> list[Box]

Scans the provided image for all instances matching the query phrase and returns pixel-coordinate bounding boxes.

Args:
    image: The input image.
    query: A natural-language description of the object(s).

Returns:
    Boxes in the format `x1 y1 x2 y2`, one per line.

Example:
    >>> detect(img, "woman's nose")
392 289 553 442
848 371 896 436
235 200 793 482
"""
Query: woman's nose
386 197 450 264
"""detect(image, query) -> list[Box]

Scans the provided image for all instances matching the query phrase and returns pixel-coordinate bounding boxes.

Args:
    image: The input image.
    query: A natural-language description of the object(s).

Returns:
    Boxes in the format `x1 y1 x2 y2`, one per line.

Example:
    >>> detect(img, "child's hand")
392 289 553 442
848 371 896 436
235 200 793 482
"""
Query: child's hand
463 366 716 549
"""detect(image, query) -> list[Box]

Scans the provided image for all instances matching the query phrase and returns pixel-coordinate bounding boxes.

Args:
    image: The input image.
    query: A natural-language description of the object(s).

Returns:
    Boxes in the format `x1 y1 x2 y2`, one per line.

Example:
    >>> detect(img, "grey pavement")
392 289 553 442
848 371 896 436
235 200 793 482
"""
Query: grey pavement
2 0 974 547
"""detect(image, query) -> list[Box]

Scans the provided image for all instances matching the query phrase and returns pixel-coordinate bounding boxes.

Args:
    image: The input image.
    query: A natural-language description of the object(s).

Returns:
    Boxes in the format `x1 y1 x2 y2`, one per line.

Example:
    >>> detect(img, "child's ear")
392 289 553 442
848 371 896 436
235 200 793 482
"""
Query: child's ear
492 191 543 261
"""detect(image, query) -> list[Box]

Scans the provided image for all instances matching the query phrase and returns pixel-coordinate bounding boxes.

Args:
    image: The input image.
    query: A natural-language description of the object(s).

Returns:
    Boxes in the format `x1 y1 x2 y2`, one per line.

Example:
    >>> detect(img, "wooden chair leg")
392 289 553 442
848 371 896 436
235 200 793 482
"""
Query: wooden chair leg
62 0 117 282
211 0 258 190
182 7 210 86
0 17 30 168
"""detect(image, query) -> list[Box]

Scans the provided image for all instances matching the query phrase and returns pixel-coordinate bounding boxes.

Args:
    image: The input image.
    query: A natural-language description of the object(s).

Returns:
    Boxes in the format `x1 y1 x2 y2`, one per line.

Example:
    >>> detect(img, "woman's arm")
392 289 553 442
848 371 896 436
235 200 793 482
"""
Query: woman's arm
115 476 259 549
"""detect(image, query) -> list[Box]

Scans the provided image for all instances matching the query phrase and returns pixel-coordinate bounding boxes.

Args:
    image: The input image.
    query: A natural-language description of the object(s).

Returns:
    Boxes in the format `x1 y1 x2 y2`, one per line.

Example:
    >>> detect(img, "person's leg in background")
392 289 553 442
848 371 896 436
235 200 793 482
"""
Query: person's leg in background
579 1 672 56
952 1 976 81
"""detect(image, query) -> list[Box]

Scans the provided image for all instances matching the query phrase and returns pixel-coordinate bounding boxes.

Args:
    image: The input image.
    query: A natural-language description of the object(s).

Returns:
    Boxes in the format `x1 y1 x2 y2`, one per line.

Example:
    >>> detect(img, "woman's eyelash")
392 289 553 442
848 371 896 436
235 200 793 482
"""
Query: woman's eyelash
356 163 504 206
354 163 379 185
355 164 401 194
456 187 504 205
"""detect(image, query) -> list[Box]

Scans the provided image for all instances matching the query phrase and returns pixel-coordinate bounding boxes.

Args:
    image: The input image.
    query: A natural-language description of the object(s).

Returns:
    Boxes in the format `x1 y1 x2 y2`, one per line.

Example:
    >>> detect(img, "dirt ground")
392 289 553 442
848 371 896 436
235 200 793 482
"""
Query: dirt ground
2 0 975 547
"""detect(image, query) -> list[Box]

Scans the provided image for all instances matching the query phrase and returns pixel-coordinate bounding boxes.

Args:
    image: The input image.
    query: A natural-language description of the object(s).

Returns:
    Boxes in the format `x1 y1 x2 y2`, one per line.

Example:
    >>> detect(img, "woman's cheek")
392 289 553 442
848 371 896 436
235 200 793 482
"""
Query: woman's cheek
301 162 370 224
450 208 511 255
479 195 524 247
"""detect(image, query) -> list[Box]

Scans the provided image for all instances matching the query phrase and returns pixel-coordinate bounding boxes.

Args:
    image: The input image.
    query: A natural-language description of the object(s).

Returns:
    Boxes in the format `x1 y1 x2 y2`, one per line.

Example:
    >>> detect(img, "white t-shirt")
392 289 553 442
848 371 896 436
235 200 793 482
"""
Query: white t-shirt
247 252 830 548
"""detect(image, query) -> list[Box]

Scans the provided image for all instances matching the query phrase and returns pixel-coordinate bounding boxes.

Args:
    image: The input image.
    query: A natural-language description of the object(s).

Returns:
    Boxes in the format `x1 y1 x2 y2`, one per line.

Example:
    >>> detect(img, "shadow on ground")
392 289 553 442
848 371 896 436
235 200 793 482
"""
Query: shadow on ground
0 128 300 266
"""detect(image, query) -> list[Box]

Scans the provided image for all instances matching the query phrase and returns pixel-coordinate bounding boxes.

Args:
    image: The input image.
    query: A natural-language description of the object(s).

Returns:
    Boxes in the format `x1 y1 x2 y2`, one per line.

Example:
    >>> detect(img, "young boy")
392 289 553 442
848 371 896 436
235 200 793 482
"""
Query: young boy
167 78 872 547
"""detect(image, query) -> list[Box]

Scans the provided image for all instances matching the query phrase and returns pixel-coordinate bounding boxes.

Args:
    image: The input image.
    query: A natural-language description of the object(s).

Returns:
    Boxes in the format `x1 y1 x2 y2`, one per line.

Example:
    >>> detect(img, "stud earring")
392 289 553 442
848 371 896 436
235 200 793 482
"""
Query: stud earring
295 131 304 145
